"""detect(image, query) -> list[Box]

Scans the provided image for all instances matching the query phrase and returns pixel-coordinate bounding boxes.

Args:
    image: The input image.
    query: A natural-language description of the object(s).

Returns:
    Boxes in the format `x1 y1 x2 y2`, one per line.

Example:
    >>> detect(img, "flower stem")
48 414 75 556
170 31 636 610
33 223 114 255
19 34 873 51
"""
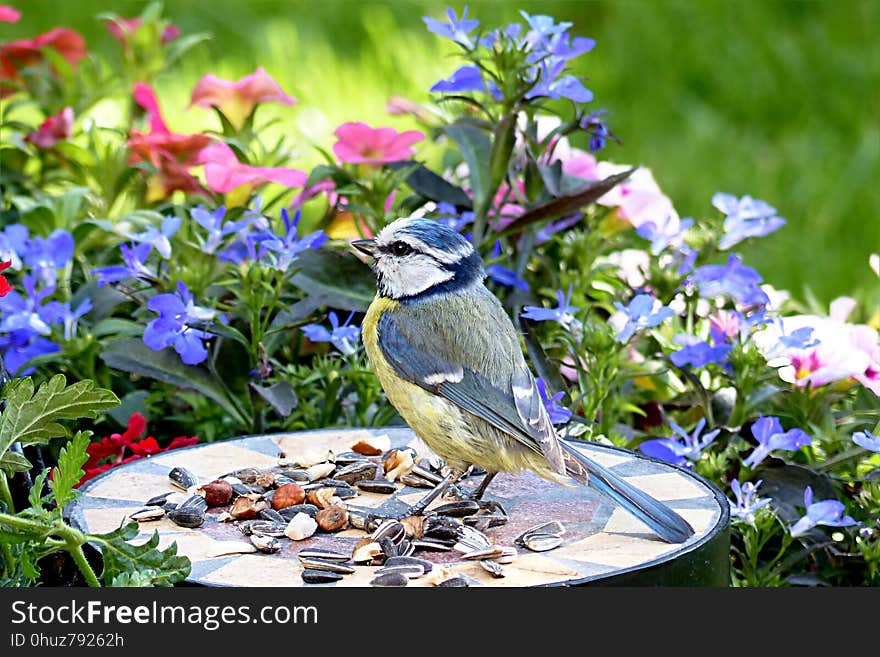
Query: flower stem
67 542 100 588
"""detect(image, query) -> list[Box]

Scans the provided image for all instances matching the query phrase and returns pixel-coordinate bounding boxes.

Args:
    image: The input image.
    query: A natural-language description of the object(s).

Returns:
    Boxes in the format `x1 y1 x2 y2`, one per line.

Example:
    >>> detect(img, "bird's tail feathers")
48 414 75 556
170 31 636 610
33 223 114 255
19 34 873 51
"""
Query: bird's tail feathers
560 440 695 544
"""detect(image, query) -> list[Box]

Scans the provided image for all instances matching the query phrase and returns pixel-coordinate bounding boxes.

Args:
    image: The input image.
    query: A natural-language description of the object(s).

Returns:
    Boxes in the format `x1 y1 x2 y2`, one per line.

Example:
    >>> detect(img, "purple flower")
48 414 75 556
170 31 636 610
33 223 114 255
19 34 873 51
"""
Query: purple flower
581 110 610 152
853 430 880 453
535 214 582 243
728 478 772 526
301 311 360 355
430 65 485 94
789 486 858 537
261 208 327 272
536 377 571 425
143 281 215 365
742 415 812 468
0 274 55 336
422 6 479 48
90 242 155 286
612 293 674 343
691 254 769 306
521 285 579 325
519 11 573 52
640 418 719 468
713 193 785 251
22 229 75 286
130 215 181 259
669 334 732 369
0 334 59 376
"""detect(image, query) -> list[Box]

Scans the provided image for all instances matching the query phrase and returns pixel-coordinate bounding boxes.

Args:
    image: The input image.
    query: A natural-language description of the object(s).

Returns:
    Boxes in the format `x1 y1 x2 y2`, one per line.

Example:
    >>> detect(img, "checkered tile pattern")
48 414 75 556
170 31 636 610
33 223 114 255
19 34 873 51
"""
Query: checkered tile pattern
66 428 726 587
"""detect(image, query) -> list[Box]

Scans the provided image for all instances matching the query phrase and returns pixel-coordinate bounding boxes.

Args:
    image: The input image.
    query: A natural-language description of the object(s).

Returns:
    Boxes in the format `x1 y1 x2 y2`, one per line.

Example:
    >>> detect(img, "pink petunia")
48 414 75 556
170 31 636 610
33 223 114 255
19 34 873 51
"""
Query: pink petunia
106 16 180 48
755 297 880 396
332 121 424 165
189 67 295 130
126 82 212 200
0 5 20 23
561 149 600 181
24 106 74 149
197 142 307 194
0 27 87 96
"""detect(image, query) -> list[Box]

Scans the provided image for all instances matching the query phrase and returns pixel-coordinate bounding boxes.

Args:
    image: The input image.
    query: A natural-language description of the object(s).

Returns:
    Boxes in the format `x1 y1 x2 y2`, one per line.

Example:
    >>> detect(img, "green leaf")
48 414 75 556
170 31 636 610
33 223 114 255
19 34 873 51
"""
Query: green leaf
0 375 119 461
519 316 569 395
99 338 250 427
291 248 376 312
496 168 637 238
268 295 327 332
49 431 91 509
89 522 190 587
27 470 50 511
488 112 517 199
106 390 150 427
307 164 354 188
91 318 145 339
443 122 491 212
250 381 298 417
386 161 472 208
0 450 32 475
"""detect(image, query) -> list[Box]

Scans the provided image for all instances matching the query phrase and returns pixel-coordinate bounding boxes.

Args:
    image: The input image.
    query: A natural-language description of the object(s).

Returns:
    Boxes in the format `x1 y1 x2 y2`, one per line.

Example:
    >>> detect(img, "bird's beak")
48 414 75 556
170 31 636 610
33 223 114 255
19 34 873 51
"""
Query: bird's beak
351 239 377 258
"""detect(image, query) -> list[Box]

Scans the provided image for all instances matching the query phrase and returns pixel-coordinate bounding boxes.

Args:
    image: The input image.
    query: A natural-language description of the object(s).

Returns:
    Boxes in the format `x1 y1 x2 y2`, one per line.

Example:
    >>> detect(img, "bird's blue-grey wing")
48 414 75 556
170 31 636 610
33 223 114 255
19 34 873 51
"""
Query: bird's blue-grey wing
377 302 566 475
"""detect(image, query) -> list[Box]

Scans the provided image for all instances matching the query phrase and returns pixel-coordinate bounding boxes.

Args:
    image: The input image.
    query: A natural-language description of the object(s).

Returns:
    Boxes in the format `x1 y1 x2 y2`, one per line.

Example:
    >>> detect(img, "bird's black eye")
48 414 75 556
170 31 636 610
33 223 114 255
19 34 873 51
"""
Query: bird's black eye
389 241 413 257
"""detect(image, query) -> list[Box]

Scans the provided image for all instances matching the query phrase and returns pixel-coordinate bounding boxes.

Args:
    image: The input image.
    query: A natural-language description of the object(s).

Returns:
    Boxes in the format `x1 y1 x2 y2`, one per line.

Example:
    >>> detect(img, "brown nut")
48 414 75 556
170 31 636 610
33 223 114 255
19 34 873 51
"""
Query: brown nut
254 471 277 488
383 449 415 482
197 479 233 507
272 482 306 510
316 505 349 532
351 434 390 456
230 493 268 519
306 487 338 510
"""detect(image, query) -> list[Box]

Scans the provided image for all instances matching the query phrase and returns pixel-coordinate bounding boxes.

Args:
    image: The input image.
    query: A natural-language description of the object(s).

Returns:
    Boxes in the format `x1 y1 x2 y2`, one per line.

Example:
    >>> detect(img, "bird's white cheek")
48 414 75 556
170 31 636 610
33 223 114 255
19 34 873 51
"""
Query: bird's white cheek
377 259 453 298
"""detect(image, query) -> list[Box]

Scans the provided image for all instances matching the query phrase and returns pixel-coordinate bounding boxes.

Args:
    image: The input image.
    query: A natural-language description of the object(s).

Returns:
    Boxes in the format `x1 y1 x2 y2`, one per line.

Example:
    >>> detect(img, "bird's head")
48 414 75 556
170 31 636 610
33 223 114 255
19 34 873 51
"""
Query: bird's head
352 216 484 300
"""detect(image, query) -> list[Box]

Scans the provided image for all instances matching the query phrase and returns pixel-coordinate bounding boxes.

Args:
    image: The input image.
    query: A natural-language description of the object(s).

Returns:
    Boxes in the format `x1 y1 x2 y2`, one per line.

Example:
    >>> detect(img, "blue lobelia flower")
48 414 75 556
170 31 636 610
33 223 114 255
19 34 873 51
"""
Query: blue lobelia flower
789 486 858 538
486 240 529 291
261 208 328 272
90 242 155 286
640 418 720 468
40 298 92 341
713 193 786 251
301 311 360 356
22 229 75 286
524 59 593 104
580 110 610 152
521 285 579 325
130 215 181 260
0 274 56 337
690 254 769 306
191 205 252 255
728 478 772 526
669 333 732 369
536 377 571 425
422 6 480 49
853 430 880 453
742 415 812 468
519 11 573 52
0 334 60 376
636 216 694 256
434 203 475 232
0 224 29 269
612 293 674 343
143 281 216 365
430 65 486 94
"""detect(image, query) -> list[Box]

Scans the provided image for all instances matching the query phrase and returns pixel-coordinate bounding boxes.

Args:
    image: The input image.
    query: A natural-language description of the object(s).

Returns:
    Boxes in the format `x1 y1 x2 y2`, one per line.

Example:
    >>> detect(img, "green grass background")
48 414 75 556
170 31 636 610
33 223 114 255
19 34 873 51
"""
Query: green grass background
8 0 880 308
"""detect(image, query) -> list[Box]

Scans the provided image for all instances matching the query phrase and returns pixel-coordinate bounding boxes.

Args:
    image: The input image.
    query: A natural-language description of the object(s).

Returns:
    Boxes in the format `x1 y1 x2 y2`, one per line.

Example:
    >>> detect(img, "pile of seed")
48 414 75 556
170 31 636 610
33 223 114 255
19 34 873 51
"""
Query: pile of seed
125 434 566 587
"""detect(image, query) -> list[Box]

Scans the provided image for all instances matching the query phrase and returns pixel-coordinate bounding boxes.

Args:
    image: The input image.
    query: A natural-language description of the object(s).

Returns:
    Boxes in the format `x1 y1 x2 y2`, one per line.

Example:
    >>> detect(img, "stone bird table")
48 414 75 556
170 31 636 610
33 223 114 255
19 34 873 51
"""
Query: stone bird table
66 427 730 587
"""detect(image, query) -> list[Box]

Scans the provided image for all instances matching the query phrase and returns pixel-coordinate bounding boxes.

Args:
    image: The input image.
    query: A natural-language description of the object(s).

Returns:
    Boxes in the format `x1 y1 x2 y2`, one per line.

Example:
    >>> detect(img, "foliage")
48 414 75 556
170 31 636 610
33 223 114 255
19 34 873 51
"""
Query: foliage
1 2 878 587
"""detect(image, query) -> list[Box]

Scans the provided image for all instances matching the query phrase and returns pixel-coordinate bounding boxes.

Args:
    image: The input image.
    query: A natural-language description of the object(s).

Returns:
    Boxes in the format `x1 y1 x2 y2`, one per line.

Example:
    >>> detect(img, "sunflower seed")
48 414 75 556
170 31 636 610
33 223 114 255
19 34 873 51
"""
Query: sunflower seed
480 560 506 578
259 508 286 524
522 533 563 552
128 507 166 522
355 479 397 494
167 507 205 528
383 555 433 574
459 546 505 561
168 467 198 491
297 557 355 574
301 569 343 584
249 533 281 553
374 564 424 579
333 462 379 484
297 549 350 562
412 539 453 552
278 504 319 521
370 572 408 587
428 500 481 517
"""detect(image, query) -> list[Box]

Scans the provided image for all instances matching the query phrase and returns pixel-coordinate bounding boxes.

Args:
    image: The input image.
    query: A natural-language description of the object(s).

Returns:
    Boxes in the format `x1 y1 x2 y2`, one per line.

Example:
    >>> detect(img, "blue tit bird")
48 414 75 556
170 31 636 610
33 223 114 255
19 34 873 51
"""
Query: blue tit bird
353 216 694 543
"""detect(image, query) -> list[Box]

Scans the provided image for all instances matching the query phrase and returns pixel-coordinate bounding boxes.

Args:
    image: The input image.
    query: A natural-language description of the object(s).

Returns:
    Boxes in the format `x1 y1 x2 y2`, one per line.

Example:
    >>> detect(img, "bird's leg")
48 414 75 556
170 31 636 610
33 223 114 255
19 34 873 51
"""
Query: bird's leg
445 470 499 507
364 469 463 527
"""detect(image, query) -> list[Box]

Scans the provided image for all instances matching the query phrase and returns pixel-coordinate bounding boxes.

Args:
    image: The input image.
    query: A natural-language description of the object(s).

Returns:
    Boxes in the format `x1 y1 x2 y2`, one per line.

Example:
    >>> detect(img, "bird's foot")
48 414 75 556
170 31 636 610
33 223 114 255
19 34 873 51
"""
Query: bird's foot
360 471 457 531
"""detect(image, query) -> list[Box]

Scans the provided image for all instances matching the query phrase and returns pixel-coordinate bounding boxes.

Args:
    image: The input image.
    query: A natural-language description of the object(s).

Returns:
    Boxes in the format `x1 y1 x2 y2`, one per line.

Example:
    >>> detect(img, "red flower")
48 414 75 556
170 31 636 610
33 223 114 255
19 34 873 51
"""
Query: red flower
0 6 21 23
0 260 12 297
106 16 180 49
25 106 74 149
189 67 295 130
0 27 87 97
126 82 212 201
77 412 198 487
332 121 424 165
197 142 307 194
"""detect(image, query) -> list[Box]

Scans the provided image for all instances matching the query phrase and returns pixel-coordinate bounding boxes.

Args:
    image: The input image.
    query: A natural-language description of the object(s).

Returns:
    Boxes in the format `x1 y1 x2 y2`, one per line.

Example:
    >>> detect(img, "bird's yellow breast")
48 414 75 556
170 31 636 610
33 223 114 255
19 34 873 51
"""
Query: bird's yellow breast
362 295 561 480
